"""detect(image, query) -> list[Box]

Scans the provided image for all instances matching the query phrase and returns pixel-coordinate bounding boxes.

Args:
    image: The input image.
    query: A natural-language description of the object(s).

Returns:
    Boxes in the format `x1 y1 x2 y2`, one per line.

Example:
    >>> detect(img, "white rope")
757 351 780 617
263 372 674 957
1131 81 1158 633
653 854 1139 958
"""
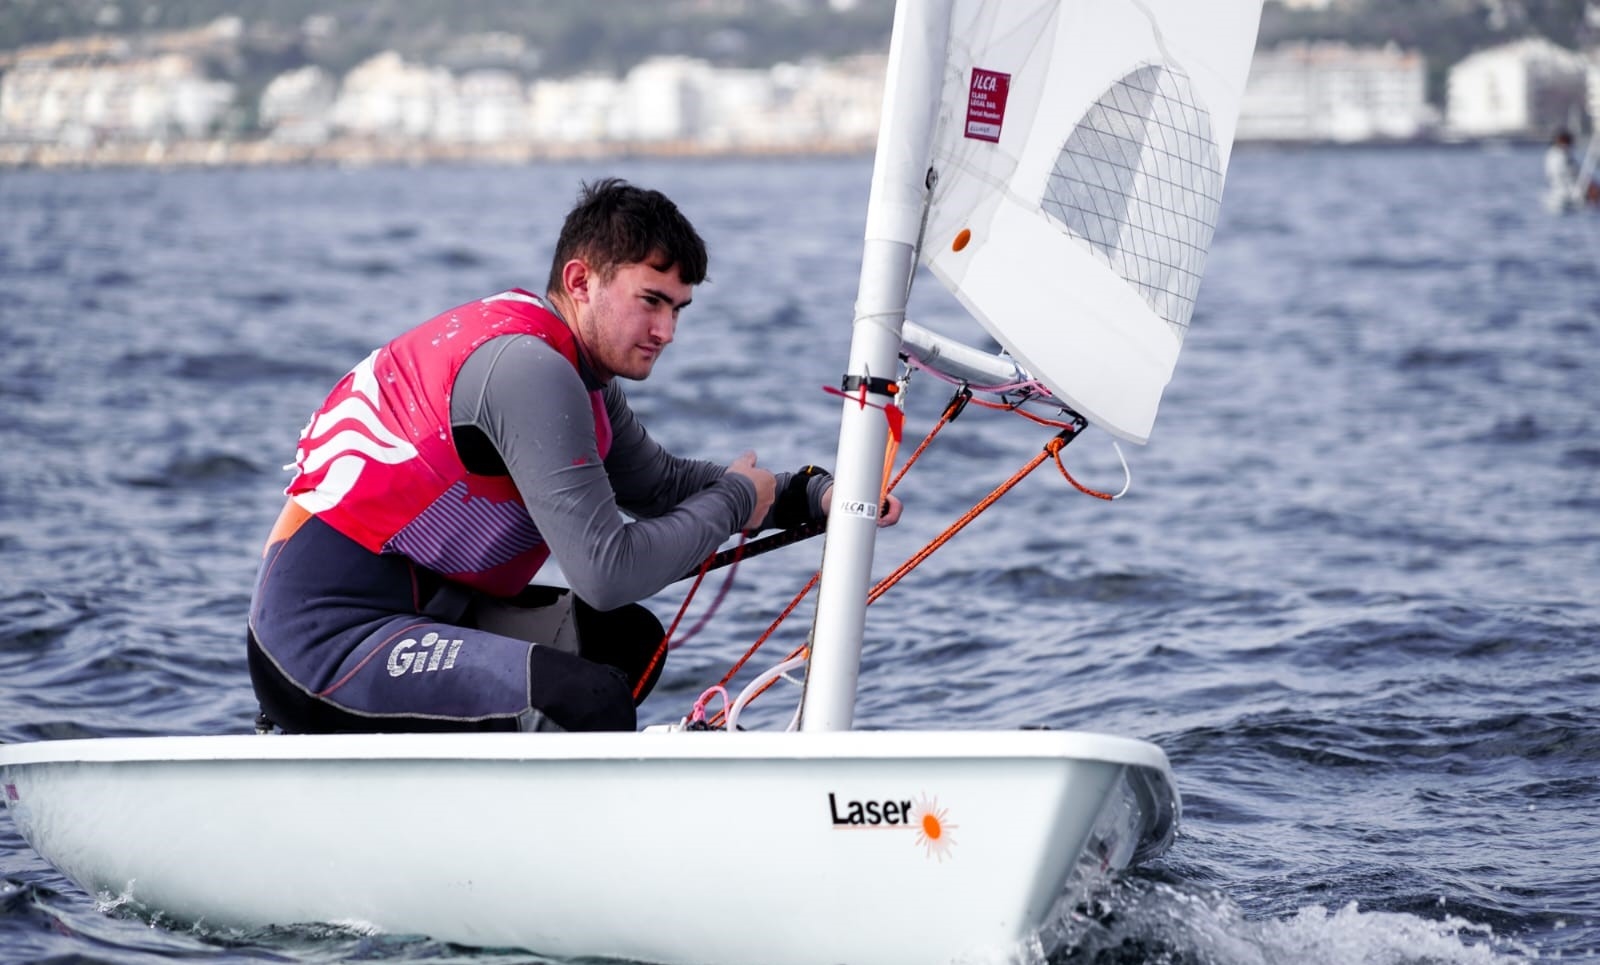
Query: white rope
1108 440 1133 499
725 653 809 733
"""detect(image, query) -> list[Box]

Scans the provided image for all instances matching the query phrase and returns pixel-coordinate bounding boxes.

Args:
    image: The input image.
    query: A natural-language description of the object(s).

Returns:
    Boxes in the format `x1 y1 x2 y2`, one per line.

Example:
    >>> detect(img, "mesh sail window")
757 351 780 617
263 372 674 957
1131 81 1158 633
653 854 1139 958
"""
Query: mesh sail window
1042 64 1222 344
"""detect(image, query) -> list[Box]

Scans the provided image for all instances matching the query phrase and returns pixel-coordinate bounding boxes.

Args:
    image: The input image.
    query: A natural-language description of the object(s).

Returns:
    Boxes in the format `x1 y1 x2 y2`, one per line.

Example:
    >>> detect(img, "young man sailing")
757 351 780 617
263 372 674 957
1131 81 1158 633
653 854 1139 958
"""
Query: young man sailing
248 179 902 734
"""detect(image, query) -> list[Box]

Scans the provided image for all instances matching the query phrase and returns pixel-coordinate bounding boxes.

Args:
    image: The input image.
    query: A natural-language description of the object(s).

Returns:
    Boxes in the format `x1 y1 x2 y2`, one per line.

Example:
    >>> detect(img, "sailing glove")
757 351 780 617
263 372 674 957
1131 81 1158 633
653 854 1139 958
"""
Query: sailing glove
772 465 831 530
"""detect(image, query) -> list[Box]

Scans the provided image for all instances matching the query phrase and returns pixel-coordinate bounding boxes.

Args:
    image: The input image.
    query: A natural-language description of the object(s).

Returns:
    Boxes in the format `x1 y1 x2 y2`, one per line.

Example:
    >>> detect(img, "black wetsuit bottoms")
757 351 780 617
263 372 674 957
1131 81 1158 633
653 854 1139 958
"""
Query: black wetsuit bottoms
248 515 664 733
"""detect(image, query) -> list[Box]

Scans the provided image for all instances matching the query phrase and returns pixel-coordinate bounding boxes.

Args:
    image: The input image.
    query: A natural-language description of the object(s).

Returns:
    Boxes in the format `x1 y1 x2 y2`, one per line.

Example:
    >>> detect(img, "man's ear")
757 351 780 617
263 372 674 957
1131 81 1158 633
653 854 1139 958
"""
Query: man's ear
561 259 592 305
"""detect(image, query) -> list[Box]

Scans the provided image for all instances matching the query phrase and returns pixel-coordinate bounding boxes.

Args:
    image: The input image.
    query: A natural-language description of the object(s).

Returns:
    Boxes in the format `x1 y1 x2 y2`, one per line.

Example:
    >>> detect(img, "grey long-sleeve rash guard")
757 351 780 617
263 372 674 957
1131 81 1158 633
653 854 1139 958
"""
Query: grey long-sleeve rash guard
449 333 820 610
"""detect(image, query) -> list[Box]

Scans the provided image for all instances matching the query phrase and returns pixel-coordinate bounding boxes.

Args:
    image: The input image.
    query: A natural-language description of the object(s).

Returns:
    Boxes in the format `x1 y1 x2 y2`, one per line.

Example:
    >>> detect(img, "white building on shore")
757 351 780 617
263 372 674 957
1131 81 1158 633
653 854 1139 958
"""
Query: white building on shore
1445 38 1590 138
0 48 234 145
523 53 883 151
447 69 529 143
528 73 626 146
1237 42 1434 143
328 52 455 141
618 57 710 143
258 65 336 144
257 48 885 154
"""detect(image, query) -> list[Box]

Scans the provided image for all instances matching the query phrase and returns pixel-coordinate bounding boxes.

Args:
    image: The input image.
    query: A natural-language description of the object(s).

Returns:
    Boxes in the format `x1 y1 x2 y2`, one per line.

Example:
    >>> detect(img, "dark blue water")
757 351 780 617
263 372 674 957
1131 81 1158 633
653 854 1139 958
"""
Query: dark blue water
1 147 1596 964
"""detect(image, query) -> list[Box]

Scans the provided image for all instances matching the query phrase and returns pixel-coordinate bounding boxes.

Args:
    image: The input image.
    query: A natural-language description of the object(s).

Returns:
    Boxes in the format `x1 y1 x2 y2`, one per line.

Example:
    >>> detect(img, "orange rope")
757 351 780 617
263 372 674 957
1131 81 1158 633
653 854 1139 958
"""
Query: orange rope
699 391 961 725
969 396 1080 430
636 548 720 701
692 396 1085 725
1051 446 1116 501
712 572 819 693
867 441 1056 605
887 389 964 493
711 441 1055 725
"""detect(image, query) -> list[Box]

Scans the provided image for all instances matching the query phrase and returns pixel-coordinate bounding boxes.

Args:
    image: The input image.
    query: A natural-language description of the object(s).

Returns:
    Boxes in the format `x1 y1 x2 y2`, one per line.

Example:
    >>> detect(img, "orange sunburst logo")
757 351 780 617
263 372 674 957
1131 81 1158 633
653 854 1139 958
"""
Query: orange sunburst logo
911 794 958 861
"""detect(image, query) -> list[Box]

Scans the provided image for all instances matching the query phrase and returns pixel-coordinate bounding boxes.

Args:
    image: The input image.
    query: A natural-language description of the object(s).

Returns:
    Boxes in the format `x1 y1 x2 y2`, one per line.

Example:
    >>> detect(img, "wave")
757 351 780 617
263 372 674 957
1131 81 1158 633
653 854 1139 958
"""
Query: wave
1045 877 1539 965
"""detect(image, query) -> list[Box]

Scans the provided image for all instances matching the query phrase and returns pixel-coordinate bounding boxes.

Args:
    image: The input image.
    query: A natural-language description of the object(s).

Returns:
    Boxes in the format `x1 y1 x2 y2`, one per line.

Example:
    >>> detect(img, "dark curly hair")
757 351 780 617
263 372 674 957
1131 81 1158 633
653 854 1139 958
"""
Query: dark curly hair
546 178 708 295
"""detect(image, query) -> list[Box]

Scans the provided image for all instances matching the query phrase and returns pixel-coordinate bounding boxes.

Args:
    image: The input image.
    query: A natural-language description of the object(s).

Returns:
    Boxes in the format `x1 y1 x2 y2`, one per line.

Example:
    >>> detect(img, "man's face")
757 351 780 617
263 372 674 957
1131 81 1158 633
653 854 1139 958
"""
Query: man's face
573 259 692 382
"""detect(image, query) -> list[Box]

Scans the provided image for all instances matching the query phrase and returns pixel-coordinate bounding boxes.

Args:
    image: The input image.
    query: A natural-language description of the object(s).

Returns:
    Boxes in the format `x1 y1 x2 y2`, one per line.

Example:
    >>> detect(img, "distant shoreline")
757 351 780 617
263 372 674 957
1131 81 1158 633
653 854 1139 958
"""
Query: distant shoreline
0 132 1550 172
0 135 879 171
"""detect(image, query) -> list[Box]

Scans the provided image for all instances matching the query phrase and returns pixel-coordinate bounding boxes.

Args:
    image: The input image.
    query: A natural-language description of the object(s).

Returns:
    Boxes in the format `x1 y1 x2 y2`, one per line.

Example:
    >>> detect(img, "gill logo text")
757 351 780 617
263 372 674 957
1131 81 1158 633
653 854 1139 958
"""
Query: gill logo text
387 633 464 677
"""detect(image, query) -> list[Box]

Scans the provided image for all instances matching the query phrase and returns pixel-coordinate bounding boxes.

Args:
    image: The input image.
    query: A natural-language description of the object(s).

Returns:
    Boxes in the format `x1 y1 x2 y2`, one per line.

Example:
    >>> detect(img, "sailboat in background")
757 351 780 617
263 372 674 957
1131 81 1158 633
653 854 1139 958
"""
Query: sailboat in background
0 2 1262 963
1556 128 1600 212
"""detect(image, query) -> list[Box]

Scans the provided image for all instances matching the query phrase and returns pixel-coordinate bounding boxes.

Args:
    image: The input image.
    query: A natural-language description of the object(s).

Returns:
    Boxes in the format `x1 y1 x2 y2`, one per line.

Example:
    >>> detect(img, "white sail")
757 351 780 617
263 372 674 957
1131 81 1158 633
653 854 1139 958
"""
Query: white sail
918 0 1262 443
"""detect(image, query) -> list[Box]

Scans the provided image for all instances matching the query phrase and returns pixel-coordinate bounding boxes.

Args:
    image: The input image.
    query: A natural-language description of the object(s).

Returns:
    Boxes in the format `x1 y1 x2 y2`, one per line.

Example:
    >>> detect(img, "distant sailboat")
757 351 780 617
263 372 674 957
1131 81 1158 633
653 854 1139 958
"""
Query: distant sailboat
0 2 1262 963
1547 125 1600 214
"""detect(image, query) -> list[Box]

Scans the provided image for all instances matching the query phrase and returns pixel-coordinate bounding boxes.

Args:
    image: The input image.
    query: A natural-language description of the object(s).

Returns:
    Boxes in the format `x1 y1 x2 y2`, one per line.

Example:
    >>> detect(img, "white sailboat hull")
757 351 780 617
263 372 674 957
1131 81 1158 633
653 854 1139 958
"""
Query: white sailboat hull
1 729 1176 965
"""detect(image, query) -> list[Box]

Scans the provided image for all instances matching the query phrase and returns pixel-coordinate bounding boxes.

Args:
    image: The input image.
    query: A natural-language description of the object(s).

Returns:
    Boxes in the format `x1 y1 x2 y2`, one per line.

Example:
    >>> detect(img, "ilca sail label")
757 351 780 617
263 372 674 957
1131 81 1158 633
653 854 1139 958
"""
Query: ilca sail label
964 67 1011 141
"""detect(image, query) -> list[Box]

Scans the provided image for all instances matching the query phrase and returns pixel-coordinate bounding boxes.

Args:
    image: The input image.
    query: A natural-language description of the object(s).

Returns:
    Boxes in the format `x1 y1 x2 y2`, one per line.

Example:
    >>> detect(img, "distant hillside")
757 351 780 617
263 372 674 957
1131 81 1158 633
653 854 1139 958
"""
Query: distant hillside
0 0 897 77
0 0 1589 106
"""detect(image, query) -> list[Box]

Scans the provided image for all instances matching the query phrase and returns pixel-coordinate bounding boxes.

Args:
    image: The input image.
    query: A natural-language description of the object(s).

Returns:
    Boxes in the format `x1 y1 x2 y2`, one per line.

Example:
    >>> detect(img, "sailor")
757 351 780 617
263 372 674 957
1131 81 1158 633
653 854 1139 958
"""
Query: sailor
248 179 903 734
1544 128 1596 213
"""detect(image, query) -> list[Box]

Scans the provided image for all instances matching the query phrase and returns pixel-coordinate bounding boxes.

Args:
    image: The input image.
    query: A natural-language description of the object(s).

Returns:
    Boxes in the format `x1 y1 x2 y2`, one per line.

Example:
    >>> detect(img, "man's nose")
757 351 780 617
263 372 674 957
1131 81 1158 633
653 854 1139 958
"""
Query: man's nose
652 312 677 344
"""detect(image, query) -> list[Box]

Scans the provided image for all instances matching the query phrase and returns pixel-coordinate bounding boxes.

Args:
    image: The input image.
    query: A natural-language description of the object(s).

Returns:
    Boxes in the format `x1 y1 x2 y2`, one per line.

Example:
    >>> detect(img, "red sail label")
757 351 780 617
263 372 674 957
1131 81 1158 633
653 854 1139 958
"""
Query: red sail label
964 67 1011 142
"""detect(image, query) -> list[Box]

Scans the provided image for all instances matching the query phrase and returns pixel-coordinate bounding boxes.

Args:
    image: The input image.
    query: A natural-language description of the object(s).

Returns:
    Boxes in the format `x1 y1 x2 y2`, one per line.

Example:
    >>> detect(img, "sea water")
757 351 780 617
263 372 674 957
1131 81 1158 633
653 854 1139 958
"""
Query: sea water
0 147 1595 964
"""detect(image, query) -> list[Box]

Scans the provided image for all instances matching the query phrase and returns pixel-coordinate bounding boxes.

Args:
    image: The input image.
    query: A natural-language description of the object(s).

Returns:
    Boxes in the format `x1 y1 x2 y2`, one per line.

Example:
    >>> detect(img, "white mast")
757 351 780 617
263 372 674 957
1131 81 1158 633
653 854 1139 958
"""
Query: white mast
800 0 954 732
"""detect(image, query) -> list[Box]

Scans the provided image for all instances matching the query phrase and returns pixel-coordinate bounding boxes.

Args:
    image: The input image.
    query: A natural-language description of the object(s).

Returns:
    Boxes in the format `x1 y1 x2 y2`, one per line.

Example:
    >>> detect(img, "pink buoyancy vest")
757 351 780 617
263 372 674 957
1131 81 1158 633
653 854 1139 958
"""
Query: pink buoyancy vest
285 289 612 597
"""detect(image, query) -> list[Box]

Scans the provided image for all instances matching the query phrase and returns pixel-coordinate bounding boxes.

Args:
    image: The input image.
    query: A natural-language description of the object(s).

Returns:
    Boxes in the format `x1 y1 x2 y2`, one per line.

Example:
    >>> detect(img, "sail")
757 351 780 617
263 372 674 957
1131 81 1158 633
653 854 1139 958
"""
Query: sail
920 0 1262 443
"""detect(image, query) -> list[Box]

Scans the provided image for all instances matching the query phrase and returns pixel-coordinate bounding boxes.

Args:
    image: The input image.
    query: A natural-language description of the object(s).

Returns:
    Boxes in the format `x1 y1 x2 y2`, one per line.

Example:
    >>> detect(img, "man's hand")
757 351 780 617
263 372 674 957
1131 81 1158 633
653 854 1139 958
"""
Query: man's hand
726 451 777 531
820 485 903 528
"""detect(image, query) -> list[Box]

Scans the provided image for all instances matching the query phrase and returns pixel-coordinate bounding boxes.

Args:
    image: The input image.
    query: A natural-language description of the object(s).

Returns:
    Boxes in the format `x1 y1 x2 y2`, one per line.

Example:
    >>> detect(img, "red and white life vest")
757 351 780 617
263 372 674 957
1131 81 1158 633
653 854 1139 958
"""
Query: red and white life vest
285 289 612 597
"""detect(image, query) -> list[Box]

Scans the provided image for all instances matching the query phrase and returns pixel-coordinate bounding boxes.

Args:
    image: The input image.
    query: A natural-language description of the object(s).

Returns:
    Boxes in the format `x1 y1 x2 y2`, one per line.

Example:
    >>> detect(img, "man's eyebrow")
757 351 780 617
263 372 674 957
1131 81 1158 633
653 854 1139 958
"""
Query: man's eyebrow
643 286 692 310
